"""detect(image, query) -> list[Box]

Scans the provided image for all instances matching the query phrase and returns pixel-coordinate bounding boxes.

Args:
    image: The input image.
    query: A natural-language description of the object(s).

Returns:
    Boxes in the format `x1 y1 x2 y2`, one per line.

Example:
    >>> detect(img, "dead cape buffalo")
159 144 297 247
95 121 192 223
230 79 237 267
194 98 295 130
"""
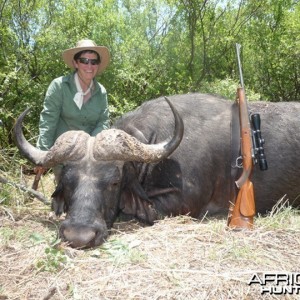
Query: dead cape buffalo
14 93 300 248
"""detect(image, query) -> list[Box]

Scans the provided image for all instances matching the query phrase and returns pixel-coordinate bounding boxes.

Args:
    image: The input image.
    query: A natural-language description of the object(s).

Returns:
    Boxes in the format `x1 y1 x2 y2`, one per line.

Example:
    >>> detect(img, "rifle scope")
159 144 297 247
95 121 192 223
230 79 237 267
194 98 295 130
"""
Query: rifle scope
251 113 268 171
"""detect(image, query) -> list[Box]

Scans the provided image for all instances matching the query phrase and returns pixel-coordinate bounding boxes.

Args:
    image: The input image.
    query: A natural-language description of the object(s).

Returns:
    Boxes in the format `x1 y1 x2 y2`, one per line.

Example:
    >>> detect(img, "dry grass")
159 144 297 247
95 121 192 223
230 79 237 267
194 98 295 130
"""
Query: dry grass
0 175 300 299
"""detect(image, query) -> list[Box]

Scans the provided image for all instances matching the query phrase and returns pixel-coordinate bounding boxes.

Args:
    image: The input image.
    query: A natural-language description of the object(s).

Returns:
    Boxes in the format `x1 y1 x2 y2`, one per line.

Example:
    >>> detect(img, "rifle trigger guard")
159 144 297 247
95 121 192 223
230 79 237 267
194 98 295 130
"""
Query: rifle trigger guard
234 156 243 169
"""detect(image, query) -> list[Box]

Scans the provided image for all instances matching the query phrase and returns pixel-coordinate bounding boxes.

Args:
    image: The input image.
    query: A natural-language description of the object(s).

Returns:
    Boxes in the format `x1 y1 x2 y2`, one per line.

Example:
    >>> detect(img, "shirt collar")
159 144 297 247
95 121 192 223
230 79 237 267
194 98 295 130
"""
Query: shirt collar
62 72 101 94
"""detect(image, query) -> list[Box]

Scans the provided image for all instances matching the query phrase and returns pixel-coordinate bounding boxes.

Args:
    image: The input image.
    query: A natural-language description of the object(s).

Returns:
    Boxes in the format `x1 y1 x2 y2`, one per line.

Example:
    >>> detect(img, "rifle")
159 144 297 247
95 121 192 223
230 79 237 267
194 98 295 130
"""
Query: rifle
227 43 268 229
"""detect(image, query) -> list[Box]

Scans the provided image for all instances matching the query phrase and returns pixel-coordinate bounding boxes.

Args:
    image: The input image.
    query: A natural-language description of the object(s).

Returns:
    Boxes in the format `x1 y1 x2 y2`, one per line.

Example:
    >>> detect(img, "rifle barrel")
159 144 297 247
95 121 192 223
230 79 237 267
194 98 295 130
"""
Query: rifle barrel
236 43 244 89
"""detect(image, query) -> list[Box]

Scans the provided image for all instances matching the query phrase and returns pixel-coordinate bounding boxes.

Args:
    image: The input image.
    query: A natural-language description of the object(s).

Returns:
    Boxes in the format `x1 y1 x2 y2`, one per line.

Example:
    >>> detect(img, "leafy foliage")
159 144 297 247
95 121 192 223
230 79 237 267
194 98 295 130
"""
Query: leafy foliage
0 0 299 185
36 247 68 273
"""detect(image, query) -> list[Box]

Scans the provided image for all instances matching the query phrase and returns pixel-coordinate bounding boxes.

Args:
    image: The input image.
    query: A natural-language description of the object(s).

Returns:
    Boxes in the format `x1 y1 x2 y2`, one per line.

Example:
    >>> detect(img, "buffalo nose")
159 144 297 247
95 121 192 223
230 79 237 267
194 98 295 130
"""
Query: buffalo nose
62 226 97 248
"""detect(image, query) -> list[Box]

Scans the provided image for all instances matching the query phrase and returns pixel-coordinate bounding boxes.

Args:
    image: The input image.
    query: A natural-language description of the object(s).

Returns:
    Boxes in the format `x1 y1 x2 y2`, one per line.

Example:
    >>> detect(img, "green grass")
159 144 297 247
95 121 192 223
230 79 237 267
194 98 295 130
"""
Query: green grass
256 197 300 230
96 238 147 265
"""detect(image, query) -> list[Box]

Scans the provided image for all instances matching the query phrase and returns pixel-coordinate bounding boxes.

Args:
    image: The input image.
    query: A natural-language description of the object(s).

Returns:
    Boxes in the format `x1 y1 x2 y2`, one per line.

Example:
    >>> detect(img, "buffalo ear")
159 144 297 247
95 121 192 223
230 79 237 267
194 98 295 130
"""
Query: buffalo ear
119 189 157 224
51 195 64 216
119 162 157 224
51 182 66 216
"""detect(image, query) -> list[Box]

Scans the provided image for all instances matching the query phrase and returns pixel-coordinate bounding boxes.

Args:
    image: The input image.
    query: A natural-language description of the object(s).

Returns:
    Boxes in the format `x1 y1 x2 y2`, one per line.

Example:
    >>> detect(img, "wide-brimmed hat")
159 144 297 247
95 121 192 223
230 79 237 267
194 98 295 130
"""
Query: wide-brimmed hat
62 39 110 75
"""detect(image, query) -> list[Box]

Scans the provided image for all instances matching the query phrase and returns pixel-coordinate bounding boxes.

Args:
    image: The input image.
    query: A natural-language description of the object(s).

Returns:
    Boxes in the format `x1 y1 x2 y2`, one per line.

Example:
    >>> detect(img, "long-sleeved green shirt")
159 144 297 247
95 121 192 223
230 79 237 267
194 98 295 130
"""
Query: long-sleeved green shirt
37 72 110 151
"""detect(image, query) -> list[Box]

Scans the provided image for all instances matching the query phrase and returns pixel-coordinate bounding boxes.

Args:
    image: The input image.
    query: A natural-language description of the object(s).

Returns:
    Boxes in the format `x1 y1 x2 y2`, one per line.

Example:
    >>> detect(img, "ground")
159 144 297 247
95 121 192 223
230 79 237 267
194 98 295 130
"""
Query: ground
0 174 300 299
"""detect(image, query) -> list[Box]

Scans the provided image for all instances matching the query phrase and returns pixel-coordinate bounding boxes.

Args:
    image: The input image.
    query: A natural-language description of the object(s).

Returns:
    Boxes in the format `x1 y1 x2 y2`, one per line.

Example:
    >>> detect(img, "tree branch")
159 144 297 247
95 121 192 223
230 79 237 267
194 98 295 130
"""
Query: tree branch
0 175 50 205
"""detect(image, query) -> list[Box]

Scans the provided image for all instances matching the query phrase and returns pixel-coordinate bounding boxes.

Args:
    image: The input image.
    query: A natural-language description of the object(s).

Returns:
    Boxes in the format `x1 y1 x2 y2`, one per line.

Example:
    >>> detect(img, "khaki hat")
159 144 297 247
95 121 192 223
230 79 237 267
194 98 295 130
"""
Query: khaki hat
62 39 110 75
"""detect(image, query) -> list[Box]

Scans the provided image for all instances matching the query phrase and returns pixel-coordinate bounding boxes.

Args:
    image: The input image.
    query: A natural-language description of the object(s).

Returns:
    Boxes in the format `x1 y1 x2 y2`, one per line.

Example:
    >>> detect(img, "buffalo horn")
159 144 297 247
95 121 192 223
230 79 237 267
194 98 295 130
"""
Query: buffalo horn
14 109 89 167
14 97 183 166
93 97 184 162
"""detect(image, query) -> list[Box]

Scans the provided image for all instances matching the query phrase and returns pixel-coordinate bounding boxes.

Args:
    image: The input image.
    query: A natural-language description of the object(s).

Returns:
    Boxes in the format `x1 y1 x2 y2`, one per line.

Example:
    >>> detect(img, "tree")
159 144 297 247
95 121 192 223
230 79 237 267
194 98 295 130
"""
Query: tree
0 0 299 150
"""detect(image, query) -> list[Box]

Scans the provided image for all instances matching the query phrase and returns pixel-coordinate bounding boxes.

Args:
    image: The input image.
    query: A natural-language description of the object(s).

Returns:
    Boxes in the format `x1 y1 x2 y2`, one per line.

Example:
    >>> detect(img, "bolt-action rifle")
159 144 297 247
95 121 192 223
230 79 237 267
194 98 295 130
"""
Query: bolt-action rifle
227 43 268 229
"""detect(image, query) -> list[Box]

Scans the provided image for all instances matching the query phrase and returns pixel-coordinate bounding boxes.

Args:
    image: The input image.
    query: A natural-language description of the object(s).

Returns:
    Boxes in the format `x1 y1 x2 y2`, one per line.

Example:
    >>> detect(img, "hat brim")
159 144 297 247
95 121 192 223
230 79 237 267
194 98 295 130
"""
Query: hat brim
62 46 110 75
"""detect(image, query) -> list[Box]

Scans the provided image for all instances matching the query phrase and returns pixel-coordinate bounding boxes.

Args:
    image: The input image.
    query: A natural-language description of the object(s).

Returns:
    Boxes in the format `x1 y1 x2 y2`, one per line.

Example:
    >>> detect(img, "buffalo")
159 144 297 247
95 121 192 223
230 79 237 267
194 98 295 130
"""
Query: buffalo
14 93 300 248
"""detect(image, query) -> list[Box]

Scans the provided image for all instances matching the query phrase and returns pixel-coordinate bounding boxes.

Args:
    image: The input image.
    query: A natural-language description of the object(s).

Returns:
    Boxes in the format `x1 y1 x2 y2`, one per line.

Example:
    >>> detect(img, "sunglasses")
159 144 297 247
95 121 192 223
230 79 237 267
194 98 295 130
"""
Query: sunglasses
78 57 100 65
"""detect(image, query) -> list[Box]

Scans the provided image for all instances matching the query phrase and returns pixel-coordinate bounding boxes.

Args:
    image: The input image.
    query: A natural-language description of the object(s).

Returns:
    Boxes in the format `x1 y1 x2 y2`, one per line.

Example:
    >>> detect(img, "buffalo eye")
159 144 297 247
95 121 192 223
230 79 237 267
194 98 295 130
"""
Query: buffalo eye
107 167 121 187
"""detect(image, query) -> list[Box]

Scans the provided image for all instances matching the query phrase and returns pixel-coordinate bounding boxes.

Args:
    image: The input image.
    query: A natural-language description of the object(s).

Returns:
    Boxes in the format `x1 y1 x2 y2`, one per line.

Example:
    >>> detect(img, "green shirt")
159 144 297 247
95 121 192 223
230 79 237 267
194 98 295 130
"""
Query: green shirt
37 72 110 150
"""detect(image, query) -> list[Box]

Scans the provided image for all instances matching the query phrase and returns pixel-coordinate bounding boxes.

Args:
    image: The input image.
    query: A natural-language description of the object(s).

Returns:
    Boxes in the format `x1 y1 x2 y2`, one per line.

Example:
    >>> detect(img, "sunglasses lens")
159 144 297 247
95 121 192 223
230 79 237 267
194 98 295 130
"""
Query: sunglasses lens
91 59 99 65
79 58 88 64
78 58 100 65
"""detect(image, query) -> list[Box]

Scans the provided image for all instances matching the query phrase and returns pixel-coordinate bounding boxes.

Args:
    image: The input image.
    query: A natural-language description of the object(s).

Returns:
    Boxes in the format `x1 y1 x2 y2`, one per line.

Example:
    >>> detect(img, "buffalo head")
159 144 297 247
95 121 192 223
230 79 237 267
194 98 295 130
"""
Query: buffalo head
14 98 184 248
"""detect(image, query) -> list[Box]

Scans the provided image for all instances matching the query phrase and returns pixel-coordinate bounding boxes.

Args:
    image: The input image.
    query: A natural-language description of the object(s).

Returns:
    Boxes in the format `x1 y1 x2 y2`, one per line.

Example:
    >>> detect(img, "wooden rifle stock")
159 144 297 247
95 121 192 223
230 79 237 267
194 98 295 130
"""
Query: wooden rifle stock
31 167 44 190
228 87 255 229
